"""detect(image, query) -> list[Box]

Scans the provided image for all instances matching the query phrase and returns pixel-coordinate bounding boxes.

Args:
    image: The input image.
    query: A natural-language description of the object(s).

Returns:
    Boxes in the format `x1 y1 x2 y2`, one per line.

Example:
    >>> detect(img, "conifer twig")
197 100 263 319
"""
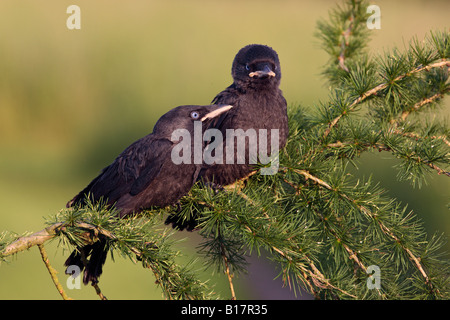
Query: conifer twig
325 138 450 177
220 242 236 300
323 59 450 138
1 223 64 257
397 92 446 122
391 130 450 148
288 168 436 291
338 10 354 72
290 168 332 190
92 283 108 300
271 242 357 298
78 247 108 300
37 244 71 300
0 221 117 258
223 174 359 297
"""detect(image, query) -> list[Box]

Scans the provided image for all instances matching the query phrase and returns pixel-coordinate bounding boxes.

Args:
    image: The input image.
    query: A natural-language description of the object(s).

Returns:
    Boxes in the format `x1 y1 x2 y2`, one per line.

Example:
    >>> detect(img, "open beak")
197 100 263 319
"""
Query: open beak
249 64 276 78
201 104 233 122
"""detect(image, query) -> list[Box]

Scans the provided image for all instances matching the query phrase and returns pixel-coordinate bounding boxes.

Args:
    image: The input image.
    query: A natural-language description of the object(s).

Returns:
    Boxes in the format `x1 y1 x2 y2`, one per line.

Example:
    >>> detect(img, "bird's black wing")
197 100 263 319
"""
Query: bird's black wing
208 83 239 131
65 136 174 285
68 136 173 207
128 138 173 196
211 83 239 105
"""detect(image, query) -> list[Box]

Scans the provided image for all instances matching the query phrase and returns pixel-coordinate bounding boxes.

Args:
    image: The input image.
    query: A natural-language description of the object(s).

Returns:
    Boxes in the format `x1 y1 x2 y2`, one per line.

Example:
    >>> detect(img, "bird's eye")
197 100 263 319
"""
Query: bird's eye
190 111 200 119
245 64 250 71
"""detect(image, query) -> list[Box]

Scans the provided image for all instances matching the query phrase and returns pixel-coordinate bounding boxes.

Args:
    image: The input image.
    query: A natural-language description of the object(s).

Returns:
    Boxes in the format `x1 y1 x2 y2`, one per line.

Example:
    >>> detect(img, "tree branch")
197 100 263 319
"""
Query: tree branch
397 92 446 123
2 220 174 300
338 11 354 72
225 180 357 298
38 244 71 300
1 223 64 257
287 168 436 291
220 242 236 300
323 59 450 138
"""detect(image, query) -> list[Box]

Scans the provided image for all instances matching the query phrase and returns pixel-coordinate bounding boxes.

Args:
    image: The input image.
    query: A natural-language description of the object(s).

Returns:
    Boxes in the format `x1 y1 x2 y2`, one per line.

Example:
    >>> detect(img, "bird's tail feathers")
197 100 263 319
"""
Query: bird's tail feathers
64 237 109 285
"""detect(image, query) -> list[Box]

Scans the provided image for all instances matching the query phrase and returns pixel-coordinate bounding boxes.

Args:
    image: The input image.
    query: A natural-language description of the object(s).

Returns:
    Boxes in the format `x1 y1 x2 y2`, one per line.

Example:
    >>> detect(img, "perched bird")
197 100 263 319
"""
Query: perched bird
65 104 233 285
200 44 289 185
166 44 289 230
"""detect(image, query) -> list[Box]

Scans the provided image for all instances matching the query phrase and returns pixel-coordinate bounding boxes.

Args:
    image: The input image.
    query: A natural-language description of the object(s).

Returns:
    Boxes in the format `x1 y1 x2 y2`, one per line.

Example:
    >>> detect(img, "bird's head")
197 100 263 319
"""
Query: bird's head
153 104 233 139
231 44 281 89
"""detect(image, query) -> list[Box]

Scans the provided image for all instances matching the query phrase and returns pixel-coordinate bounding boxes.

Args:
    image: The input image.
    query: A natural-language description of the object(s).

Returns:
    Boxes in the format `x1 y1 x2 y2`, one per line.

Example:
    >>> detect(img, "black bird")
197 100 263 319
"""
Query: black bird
200 44 289 185
65 104 233 285
166 44 289 230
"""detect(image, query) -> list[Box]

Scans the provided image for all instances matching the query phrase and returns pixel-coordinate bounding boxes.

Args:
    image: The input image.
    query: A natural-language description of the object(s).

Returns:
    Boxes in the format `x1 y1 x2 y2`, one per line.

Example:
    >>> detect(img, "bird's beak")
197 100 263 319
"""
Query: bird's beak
201 104 233 122
249 64 276 78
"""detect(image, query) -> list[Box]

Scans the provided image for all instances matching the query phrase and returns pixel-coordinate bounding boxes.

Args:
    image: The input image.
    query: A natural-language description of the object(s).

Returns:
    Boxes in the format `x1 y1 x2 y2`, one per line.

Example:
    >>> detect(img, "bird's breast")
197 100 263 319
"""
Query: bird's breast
233 91 286 129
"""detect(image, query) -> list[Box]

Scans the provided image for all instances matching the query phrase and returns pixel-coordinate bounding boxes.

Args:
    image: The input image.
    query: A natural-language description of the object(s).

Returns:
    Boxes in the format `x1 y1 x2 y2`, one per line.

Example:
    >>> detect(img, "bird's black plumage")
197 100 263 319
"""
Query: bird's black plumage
166 44 289 230
65 104 233 285
200 44 289 185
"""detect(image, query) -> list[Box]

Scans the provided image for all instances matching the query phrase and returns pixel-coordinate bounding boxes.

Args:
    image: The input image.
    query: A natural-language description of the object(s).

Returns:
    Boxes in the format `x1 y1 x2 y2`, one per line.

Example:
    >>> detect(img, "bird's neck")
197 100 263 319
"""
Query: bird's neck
235 80 280 95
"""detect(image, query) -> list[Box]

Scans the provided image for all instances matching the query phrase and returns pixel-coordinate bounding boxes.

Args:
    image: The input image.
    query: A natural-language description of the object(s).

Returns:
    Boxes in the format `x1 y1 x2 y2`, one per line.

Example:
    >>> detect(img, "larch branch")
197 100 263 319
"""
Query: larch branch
338 11 354 72
323 59 450 138
288 168 435 290
38 244 71 300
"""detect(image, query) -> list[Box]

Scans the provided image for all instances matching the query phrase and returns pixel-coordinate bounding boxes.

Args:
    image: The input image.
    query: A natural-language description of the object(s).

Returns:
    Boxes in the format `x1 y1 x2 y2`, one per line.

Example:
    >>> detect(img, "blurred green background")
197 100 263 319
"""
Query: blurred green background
0 0 448 299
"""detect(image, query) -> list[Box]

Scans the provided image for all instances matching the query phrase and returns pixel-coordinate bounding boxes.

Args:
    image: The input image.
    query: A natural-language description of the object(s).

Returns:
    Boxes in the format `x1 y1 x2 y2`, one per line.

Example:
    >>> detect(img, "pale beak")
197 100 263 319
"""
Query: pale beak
249 64 276 78
201 104 233 122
